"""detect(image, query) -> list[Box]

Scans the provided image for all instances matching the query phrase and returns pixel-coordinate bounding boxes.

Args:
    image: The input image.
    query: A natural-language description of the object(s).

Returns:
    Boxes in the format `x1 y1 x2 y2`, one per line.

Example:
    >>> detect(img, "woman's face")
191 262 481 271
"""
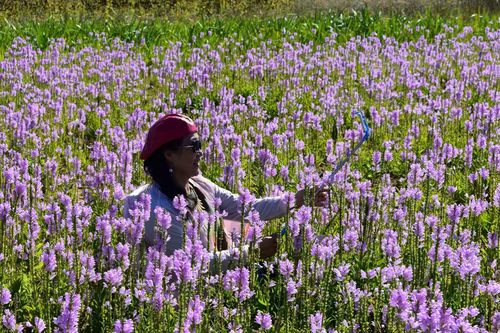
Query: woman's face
164 133 202 181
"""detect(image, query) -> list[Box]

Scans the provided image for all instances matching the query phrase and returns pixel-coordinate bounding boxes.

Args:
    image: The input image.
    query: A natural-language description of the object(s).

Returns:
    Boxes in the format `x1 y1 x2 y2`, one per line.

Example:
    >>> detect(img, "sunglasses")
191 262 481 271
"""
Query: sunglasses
182 140 202 153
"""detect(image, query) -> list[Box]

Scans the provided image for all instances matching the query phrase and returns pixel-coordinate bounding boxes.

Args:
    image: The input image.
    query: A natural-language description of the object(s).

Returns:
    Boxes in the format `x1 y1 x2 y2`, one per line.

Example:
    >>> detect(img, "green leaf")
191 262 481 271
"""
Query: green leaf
331 121 338 142
10 278 22 294
258 297 269 307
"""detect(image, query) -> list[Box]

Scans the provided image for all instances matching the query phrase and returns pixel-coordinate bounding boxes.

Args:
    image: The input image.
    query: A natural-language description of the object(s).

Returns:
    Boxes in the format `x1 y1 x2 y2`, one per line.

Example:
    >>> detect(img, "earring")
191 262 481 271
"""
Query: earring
169 168 173 173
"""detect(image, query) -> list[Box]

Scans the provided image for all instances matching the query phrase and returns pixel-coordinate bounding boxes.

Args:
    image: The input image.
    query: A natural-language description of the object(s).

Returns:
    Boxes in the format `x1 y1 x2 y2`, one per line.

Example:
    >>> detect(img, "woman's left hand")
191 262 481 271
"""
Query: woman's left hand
259 234 278 260
294 187 329 209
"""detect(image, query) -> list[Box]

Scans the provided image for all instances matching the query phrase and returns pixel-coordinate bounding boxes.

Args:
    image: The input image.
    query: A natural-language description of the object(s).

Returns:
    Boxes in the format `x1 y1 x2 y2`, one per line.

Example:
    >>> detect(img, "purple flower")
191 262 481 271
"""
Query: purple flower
114 319 134 333
493 183 500 208
223 267 254 301
481 280 500 297
172 194 188 216
488 232 498 249
281 191 295 208
390 288 409 312
372 150 381 165
286 280 298 301
34 317 46 333
104 267 123 287
449 243 481 279
333 263 350 281
407 163 424 186
79 251 99 283
172 250 195 283
479 167 489 180
116 243 130 269
492 312 500 330
468 172 478 183
465 140 473 167
381 229 400 259
1 25 499 333
154 206 171 231
383 149 393 162
343 228 359 251
280 166 289 181
414 212 425 240
309 311 324 333
0 288 11 305
446 204 463 224
126 193 151 244
41 249 57 273
53 292 81 333
238 188 256 211
244 210 264 243
184 295 205 329
2 309 16 331
255 311 272 330
279 259 294 277
228 321 242 333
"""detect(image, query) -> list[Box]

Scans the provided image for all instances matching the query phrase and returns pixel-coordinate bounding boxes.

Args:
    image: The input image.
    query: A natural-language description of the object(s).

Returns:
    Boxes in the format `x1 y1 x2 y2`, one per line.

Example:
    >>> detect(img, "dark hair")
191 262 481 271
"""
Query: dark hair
143 137 187 200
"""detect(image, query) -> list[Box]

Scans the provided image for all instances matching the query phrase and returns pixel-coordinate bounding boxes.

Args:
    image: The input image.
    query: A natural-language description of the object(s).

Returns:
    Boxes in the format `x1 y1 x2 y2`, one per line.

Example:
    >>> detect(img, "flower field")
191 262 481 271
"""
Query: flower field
0 13 499 332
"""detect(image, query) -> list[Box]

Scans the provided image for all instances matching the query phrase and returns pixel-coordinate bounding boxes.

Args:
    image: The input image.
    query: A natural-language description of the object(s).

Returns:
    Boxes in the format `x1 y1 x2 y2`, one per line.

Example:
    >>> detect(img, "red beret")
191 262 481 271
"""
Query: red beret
140 114 198 160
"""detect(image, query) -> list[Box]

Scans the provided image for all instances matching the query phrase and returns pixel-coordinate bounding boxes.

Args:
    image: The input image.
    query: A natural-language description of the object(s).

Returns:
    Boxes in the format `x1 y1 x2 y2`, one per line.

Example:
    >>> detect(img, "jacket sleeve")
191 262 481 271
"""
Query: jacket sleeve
208 246 249 273
210 181 289 221
123 196 132 219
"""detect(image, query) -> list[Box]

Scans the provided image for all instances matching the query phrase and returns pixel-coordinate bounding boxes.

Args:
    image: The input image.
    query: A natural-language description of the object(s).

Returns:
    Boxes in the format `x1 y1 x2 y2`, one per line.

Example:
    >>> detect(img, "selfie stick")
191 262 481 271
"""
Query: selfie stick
316 111 371 193
280 111 371 237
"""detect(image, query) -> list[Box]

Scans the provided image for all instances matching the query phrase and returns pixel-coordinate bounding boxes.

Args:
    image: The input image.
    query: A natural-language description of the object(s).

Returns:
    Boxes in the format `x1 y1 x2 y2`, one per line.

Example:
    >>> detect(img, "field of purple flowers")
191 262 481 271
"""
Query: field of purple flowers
0 20 499 332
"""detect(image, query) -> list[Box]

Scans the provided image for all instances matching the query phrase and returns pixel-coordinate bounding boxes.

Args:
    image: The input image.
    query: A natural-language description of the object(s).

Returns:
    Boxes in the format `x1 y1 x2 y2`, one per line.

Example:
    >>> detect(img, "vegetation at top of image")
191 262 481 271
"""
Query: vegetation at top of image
0 4 498 54
1 0 500 19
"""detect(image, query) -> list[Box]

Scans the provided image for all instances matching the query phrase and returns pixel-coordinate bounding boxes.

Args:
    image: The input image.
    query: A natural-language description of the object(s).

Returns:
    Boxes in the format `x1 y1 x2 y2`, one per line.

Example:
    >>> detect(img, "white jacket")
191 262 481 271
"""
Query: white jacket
123 175 288 271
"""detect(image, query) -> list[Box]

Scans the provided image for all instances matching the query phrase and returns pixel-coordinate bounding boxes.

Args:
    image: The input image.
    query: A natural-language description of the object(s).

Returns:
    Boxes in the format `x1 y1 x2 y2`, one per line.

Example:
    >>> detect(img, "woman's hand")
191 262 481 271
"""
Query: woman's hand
294 187 329 209
259 234 278 260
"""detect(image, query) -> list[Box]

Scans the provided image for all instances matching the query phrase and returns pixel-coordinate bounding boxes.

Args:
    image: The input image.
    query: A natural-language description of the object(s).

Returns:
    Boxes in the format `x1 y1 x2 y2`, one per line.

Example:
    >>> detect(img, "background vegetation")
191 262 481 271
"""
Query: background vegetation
0 6 498 56
0 0 498 55
0 0 499 20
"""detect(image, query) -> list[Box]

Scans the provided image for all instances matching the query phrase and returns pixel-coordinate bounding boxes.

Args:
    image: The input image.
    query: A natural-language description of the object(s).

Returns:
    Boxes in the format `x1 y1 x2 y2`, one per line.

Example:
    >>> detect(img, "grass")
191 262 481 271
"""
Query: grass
0 10 498 54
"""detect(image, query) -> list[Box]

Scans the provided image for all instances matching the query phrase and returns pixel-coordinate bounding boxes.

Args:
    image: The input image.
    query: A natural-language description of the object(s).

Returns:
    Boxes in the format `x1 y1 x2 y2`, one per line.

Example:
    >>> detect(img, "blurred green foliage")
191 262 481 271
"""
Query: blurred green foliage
0 0 499 19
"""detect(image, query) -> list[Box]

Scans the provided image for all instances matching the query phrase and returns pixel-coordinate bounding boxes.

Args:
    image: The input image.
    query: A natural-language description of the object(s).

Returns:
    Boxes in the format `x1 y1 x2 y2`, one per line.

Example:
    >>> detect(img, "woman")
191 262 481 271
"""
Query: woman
124 113 327 271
